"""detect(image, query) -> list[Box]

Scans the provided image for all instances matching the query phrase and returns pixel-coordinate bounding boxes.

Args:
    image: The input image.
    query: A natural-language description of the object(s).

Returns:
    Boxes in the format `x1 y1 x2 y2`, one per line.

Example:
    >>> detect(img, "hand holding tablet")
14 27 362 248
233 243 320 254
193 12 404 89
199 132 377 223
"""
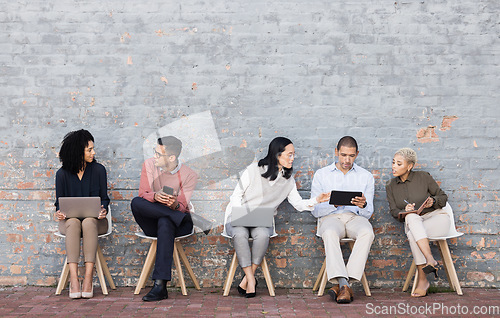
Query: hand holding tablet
329 190 364 207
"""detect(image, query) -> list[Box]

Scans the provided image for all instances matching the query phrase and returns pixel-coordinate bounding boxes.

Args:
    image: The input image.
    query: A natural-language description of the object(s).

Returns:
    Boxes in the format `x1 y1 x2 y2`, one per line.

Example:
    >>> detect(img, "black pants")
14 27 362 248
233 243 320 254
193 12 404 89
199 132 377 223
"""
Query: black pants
131 197 193 281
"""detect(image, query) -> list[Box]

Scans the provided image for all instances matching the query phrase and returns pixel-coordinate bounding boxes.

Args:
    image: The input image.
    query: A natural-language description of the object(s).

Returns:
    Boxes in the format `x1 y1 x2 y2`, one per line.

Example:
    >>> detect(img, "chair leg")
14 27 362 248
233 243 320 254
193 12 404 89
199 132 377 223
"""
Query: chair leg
134 240 157 295
361 272 371 296
95 249 108 295
223 252 238 296
173 242 187 296
402 260 416 292
313 259 326 292
437 240 463 295
97 245 116 290
411 268 418 295
261 257 275 297
55 257 70 295
318 263 328 296
437 241 454 291
175 241 201 290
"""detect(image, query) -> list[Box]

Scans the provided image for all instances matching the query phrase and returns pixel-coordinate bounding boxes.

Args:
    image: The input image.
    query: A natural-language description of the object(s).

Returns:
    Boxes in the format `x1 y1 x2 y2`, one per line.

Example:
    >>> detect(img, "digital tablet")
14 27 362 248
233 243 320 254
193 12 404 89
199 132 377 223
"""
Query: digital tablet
329 190 363 206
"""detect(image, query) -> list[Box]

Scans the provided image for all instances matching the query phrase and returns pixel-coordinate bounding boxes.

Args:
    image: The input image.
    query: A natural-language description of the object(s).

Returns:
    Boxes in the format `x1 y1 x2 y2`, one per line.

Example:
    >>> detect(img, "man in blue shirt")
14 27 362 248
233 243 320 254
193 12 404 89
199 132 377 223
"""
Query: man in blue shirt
311 136 375 304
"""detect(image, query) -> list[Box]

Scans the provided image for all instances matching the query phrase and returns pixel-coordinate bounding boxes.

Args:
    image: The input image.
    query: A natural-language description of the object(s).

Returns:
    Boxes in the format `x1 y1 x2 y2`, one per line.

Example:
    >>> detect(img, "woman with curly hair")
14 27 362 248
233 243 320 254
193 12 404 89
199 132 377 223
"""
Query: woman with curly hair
54 129 110 299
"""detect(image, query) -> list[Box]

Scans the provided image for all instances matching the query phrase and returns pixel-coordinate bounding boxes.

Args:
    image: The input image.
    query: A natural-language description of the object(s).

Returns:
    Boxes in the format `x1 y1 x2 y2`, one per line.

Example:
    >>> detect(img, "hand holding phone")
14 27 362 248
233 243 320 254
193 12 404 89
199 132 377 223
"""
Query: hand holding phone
163 186 174 196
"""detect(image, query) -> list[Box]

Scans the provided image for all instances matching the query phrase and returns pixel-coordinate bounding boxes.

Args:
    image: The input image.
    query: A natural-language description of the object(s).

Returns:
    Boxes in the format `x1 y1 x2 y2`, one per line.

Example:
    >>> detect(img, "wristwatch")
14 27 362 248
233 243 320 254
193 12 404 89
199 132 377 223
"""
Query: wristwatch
174 203 180 210
362 202 367 209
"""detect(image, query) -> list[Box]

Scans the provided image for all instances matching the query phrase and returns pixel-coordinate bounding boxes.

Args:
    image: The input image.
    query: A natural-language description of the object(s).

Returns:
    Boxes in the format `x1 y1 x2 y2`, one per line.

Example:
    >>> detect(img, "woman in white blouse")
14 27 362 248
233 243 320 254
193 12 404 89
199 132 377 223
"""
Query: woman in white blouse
222 137 329 298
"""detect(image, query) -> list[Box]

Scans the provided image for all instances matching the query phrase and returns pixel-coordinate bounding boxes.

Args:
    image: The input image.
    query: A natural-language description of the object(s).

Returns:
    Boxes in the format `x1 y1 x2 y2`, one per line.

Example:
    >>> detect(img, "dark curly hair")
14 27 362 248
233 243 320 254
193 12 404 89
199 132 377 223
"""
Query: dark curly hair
59 129 95 174
258 137 293 181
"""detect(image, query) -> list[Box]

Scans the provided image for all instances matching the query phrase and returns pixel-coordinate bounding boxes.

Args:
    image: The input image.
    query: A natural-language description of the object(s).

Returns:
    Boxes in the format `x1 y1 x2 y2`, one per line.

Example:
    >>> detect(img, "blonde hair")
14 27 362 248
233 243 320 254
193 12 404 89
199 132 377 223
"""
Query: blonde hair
395 148 417 167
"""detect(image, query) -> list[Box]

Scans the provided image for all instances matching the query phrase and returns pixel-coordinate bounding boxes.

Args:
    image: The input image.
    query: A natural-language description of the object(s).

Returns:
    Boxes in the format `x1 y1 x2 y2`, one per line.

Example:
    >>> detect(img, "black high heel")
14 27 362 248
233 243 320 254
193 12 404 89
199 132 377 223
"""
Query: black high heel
237 279 258 296
422 264 439 279
245 291 256 298
237 285 246 296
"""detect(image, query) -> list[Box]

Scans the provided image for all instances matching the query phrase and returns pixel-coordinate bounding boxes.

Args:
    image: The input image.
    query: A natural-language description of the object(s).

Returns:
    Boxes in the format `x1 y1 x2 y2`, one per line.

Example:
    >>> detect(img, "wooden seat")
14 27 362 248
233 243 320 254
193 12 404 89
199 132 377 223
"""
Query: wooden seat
133 230 201 296
134 199 200 295
55 207 116 295
313 238 371 297
402 203 463 295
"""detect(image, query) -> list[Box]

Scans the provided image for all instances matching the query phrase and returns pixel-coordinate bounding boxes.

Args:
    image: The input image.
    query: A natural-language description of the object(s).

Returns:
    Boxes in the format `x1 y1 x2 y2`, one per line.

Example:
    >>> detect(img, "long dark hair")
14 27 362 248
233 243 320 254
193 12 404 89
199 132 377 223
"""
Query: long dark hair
59 129 95 174
258 137 293 181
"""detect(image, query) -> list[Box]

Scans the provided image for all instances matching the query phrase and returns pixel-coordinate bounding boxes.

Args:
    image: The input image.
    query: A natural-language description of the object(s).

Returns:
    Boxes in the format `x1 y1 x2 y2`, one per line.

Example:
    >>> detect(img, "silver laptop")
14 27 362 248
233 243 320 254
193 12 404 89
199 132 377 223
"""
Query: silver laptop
231 206 274 227
59 197 101 218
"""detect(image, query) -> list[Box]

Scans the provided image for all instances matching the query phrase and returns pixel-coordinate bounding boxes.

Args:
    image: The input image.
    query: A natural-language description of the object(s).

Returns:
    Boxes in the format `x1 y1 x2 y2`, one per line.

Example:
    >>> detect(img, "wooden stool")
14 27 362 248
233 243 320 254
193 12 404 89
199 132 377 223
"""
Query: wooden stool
223 251 275 296
313 238 371 297
402 203 463 296
55 209 115 295
134 231 201 296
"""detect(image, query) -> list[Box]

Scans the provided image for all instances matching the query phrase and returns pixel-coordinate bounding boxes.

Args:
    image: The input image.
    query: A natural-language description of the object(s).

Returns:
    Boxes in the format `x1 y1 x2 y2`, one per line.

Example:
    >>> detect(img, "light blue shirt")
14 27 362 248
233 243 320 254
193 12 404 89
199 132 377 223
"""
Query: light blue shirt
311 162 375 219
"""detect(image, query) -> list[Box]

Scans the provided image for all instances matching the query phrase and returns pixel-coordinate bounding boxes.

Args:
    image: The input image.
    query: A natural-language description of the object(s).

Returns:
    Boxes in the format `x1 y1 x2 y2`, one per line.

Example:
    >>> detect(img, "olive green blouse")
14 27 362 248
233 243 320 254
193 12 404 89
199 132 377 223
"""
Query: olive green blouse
385 170 448 221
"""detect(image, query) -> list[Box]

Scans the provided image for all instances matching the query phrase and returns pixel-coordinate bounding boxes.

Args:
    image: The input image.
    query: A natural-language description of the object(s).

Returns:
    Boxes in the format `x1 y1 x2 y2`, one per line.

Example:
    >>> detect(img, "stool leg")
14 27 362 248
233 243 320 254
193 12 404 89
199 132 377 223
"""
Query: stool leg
402 260 416 292
173 242 187 296
95 250 108 295
318 264 328 296
313 260 326 292
411 268 418 295
97 245 116 290
176 241 201 290
261 257 275 297
55 257 70 295
361 272 371 296
223 252 238 296
438 240 463 295
134 240 157 295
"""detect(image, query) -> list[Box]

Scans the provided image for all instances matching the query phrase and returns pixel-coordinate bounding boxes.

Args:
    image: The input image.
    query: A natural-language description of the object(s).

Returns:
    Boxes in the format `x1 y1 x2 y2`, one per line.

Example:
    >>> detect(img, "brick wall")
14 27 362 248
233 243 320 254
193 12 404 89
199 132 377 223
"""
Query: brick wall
0 0 498 289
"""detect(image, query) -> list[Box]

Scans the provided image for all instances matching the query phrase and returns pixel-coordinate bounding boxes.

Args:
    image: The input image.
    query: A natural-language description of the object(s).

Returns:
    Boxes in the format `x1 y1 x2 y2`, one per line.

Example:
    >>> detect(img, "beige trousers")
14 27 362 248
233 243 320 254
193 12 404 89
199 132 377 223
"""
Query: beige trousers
318 212 374 283
404 206 451 265
59 218 108 263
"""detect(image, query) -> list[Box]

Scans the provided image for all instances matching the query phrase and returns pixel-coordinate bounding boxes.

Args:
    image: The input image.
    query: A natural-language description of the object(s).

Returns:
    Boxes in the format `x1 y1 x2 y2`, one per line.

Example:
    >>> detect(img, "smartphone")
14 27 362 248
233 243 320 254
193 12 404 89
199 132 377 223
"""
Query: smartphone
162 186 174 196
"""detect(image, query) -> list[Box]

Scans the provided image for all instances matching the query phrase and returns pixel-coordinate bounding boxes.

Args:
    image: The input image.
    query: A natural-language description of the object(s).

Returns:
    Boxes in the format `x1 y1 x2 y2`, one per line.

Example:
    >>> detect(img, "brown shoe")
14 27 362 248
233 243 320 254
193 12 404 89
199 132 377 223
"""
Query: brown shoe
327 285 339 301
336 285 353 304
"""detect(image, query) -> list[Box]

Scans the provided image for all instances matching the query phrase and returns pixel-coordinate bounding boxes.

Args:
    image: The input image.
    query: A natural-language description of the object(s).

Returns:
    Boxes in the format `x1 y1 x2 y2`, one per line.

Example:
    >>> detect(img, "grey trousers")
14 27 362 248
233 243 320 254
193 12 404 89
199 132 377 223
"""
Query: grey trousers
232 226 270 268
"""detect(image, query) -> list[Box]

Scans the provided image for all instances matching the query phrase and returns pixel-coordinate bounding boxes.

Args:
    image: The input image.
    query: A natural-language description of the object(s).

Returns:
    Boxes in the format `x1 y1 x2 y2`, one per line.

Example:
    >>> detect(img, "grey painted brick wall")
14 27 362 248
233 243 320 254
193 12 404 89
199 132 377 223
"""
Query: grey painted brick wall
0 0 498 289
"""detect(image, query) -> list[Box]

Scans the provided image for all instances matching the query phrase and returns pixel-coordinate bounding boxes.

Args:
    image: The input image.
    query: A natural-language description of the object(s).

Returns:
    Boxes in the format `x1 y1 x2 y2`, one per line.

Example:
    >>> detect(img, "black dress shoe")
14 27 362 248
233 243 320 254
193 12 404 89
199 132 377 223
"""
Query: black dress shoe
142 279 168 301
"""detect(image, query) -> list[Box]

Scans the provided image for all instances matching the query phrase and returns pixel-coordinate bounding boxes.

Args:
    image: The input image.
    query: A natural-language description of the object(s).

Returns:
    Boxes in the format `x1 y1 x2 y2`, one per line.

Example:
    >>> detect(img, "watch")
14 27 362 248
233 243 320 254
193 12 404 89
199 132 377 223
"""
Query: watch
174 203 180 210
362 202 367 209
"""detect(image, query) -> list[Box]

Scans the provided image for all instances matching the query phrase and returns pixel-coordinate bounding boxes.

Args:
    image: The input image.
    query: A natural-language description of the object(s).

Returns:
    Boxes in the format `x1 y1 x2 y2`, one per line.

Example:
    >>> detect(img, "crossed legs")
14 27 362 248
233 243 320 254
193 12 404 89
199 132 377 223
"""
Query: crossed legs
232 226 270 294
405 211 450 295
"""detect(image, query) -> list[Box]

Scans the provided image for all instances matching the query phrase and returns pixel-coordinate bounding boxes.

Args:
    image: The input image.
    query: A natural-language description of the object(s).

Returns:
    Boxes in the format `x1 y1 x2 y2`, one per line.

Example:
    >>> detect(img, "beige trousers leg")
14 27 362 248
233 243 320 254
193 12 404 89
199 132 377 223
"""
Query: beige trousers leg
59 218 108 263
405 208 451 265
319 212 374 283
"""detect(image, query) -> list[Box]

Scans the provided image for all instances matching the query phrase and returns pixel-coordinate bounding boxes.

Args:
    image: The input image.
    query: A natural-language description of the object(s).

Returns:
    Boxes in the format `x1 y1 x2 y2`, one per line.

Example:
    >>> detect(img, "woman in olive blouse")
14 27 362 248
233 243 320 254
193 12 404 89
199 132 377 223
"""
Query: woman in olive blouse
386 148 451 297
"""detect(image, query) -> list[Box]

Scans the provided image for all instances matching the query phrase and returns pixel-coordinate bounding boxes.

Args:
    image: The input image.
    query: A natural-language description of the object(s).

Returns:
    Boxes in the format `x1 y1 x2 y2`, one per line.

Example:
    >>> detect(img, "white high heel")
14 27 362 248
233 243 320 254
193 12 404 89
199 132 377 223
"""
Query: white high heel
82 282 94 298
69 282 81 299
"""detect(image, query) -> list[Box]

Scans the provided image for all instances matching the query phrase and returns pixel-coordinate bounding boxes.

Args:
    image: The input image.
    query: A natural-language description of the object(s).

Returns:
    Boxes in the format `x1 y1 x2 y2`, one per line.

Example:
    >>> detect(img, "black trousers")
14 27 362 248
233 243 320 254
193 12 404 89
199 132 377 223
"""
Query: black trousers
131 197 193 281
